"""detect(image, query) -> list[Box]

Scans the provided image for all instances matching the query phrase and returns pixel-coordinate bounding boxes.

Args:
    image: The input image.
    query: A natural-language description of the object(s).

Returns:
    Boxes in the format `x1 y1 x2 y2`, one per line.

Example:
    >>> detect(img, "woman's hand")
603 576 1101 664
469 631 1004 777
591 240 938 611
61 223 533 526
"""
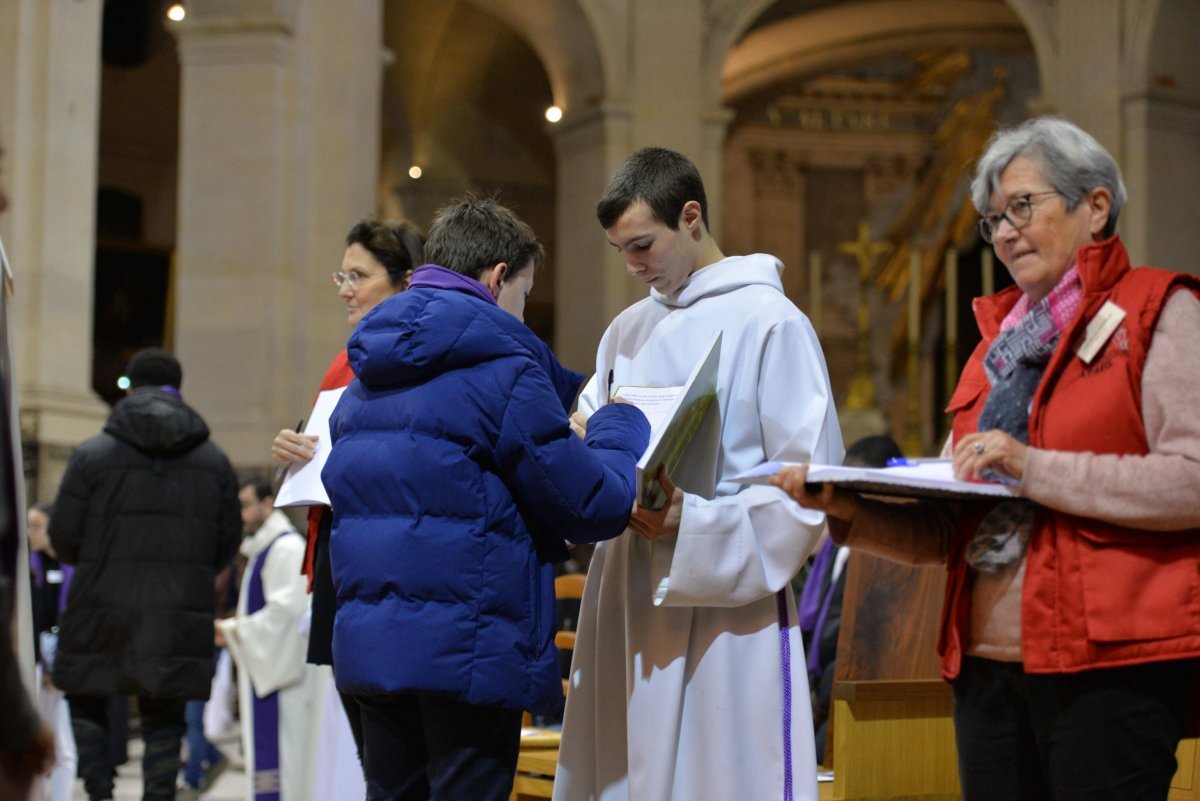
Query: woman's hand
271 429 317 466
771 464 860 523
953 430 1028 484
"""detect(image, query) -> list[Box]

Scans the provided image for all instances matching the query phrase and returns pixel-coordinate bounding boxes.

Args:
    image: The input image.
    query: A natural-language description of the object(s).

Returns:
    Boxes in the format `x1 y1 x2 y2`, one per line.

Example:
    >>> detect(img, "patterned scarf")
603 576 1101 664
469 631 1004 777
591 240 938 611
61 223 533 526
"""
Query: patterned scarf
966 267 1081 572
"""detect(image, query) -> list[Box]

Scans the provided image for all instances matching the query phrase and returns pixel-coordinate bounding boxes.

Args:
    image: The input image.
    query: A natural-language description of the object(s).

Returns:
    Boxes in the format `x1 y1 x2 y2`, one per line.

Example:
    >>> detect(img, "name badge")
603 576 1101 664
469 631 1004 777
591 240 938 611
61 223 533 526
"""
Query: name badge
1075 300 1126 364
46 569 64 584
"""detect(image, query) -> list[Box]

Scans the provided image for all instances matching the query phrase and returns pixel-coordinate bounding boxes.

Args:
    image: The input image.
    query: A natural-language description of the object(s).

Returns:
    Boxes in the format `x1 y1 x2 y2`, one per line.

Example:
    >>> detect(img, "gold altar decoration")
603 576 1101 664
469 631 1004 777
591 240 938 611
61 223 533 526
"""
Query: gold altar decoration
838 221 892 411
877 67 1008 385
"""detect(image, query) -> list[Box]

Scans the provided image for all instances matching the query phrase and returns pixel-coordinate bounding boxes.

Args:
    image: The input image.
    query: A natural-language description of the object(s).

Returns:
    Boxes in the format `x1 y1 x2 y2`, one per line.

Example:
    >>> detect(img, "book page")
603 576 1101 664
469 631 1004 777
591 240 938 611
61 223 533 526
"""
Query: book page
274 386 346 508
634 332 722 509
733 459 1016 500
610 385 681 434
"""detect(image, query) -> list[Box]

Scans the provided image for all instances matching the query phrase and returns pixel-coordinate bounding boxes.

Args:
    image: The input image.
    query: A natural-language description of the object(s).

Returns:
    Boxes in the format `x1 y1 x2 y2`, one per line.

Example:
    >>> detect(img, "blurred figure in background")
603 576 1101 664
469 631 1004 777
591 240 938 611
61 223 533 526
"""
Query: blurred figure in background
50 348 241 801
216 476 315 801
0 139 55 801
27 502 76 801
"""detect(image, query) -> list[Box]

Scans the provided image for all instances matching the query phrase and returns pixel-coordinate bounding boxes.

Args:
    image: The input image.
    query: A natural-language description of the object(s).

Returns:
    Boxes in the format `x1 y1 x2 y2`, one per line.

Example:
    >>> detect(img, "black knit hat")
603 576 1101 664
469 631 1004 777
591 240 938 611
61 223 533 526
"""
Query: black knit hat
125 347 182 390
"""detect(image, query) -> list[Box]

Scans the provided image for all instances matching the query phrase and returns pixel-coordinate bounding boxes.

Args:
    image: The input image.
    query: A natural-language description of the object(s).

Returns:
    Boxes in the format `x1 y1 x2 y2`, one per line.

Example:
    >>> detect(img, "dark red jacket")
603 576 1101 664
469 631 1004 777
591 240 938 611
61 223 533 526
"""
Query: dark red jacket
300 349 355 590
943 236 1200 678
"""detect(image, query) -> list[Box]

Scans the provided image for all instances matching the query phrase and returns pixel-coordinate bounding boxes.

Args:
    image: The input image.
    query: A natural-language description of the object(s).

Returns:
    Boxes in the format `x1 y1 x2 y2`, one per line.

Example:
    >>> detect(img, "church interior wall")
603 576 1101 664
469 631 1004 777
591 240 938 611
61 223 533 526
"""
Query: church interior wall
3 0 1198 483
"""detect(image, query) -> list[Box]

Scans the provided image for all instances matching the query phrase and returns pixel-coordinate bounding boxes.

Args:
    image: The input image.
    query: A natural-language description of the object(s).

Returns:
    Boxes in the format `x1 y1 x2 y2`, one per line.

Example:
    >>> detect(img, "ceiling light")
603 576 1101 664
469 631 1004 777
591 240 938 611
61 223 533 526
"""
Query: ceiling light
545 106 563 124
166 3 186 22
408 165 423 180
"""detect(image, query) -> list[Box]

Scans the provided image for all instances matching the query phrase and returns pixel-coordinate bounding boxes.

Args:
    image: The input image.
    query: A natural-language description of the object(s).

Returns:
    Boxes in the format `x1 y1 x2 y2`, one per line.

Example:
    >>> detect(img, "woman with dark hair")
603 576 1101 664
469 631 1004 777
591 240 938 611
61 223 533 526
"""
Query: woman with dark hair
270 216 424 765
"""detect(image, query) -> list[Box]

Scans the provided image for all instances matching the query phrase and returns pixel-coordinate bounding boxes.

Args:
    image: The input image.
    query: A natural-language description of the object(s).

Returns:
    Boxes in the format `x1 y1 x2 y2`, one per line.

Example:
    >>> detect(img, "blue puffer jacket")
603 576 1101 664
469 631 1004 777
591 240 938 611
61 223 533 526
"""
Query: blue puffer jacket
322 283 649 714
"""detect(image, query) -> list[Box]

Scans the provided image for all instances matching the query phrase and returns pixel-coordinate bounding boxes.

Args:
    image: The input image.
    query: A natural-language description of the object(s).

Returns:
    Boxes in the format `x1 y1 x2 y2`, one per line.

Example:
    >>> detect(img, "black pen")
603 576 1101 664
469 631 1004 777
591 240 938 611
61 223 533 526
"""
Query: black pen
607 368 615 402
274 418 305 481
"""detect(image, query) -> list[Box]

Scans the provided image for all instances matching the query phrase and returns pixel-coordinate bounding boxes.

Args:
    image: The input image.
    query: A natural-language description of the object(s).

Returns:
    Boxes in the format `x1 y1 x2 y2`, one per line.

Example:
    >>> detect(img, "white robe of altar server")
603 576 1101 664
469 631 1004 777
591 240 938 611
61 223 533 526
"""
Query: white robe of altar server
554 254 844 801
219 512 318 801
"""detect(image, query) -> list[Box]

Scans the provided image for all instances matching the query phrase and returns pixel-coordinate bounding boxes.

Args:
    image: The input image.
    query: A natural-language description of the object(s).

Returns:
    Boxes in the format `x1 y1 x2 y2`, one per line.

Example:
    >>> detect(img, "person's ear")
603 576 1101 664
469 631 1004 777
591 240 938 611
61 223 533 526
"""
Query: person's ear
484 262 509 297
1086 187 1113 240
680 200 704 239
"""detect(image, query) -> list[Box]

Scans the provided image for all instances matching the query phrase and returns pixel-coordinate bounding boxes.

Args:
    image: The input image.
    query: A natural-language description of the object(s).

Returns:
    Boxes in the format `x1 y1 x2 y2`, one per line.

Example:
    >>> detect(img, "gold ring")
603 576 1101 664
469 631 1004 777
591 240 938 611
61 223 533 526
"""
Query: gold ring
973 441 986 455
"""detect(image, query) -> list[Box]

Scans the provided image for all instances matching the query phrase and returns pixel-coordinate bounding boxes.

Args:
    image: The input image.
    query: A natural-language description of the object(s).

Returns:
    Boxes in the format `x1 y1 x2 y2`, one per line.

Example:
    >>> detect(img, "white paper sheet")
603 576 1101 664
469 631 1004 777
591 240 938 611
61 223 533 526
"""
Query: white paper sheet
274 386 346 508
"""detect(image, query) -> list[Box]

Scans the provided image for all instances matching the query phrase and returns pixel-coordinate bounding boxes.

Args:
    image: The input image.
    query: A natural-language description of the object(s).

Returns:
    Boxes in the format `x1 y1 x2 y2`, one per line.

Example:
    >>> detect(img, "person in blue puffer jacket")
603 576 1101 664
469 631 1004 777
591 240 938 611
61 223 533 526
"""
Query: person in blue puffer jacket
322 195 650 801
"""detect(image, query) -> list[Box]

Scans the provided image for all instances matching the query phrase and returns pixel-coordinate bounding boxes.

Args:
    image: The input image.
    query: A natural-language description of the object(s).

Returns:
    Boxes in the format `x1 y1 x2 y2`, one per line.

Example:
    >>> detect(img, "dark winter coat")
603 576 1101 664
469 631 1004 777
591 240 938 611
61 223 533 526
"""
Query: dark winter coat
323 282 649 715
50 388 241 699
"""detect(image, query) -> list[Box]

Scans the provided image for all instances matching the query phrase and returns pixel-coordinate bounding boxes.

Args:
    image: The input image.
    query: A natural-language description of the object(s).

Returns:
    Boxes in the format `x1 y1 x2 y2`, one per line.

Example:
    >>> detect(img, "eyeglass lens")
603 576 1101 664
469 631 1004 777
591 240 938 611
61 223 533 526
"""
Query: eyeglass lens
979 191 1061 243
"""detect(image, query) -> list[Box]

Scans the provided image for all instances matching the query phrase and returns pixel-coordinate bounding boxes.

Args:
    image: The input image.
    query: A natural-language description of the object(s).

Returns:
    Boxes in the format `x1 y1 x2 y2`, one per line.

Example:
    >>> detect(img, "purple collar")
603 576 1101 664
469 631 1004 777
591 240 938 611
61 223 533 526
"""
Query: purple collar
408 264 497 307
132 385 182 400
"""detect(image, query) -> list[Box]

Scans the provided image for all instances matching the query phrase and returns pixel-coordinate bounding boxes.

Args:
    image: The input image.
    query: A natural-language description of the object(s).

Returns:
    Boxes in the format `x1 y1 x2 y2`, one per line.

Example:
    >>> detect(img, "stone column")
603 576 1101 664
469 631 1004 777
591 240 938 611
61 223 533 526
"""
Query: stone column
0 0 108 500
1051 0 1123 154
550 104 636 372
172 0 382 467
550 0 733 372
1122 95 1200 274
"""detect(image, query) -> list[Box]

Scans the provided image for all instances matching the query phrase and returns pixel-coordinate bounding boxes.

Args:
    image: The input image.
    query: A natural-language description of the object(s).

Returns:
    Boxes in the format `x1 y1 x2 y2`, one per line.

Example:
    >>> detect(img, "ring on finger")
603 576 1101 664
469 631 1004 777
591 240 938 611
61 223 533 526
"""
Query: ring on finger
973 441 986 455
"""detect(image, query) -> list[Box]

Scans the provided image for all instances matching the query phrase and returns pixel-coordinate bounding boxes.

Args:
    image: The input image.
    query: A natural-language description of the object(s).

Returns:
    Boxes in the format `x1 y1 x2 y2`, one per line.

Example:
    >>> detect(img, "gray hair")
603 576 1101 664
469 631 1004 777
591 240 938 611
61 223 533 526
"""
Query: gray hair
971 117 1127 238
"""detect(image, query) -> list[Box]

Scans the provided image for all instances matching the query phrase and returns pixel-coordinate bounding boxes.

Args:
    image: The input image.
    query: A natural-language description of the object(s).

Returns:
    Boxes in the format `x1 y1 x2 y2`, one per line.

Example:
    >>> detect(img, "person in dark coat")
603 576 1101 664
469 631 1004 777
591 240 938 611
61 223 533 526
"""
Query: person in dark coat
323 195 650 801
50 348 241 801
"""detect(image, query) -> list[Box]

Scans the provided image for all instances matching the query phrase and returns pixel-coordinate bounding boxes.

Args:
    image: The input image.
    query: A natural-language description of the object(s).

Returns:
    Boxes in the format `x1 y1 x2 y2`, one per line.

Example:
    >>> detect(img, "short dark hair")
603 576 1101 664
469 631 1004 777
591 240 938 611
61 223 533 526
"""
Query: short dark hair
239 474 273 502
423 194 544 281
844 435 903 468
597 147 709 231
125 347 182 390
345 217 426 288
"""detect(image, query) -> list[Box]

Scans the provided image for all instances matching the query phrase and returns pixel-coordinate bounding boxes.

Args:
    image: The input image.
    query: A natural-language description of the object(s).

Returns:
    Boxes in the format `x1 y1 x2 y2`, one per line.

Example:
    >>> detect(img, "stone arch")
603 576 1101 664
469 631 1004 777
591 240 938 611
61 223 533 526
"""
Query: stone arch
1128 0 1200 102
719 0 1031 104
464 0 607 115
999 0 1057 107
702 0 782 109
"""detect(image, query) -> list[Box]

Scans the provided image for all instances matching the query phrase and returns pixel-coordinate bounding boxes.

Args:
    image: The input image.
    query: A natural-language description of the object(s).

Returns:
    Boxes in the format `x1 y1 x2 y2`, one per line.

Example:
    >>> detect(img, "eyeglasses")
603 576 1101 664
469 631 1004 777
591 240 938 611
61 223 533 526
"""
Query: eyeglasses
332 270 368 290
978 191 1061 243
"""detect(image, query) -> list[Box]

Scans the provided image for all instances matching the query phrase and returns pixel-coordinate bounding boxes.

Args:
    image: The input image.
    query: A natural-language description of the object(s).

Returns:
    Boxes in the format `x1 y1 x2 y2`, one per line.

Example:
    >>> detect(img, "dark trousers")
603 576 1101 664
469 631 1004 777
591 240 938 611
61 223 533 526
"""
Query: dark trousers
308 522 367 763
69 695 186 801
356 693 522 801
952 656 1190 801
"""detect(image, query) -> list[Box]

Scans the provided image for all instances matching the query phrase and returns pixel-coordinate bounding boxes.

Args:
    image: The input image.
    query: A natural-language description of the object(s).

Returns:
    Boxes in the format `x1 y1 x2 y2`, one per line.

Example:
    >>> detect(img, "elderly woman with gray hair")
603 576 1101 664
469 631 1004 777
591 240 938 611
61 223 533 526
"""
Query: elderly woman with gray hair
775 116 1200 800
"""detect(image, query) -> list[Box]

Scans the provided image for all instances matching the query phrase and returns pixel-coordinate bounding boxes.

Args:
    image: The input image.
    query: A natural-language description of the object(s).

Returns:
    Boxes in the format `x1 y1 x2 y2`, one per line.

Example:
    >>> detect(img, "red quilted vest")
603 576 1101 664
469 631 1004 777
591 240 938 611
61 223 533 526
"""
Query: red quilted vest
942 236 1200 678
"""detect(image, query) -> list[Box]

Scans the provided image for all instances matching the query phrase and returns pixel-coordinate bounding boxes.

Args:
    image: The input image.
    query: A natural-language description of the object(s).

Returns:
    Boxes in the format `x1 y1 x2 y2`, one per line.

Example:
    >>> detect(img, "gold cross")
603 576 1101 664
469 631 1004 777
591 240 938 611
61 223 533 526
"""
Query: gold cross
838 220 892 411
838 221 892 280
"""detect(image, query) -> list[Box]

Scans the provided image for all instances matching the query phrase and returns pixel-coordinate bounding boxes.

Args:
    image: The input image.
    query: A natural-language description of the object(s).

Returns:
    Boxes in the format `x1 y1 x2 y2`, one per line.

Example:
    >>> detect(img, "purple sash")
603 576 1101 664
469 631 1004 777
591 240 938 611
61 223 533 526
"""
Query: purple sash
797 539 837 680
248 537 284 801
776 589 795 801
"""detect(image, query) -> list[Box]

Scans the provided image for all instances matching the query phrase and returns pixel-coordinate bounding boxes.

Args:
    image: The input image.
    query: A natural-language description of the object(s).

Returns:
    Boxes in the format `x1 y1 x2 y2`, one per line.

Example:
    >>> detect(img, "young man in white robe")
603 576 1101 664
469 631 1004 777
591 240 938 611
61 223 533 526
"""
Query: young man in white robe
218 477 318 801
554 147 844 801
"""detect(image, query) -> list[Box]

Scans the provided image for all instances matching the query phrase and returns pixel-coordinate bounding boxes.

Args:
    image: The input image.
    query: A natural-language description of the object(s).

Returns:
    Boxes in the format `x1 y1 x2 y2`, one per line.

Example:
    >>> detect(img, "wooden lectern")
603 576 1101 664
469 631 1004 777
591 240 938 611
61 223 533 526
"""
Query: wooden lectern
825 551 959 800
826 550 1200 800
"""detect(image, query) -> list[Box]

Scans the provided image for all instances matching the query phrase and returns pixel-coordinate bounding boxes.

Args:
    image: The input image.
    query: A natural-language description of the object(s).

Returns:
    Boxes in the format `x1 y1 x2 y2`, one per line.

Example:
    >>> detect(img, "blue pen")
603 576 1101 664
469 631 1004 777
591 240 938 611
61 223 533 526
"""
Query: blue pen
886 457 947 467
